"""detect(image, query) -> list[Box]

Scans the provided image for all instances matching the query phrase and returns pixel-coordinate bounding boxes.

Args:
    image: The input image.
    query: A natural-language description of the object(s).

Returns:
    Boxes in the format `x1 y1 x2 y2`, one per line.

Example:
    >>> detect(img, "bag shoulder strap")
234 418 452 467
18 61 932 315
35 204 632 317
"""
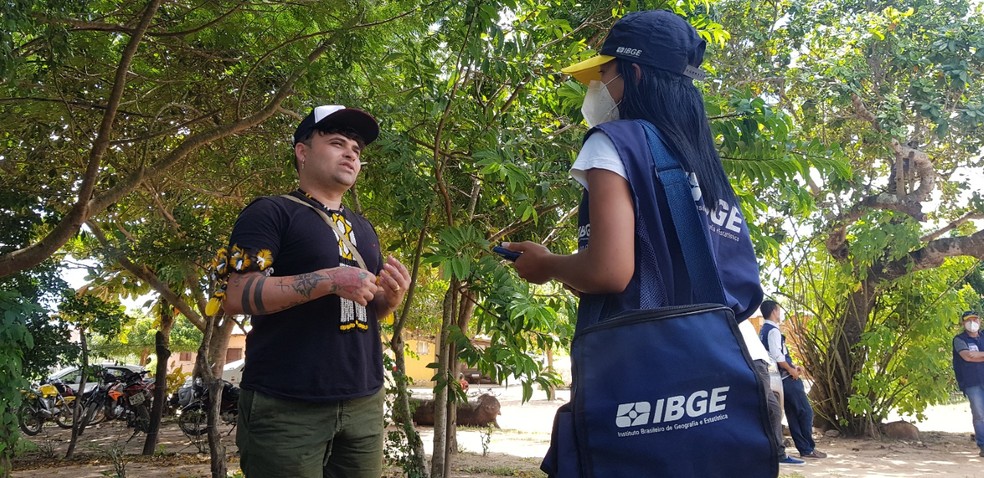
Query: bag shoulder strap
280 194 368 270
637 121 726 304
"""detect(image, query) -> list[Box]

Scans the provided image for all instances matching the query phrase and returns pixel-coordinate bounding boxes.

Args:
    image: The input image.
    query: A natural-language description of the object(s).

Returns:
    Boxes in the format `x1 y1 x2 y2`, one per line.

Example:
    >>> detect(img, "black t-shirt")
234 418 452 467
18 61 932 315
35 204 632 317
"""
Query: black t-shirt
228 192 384 402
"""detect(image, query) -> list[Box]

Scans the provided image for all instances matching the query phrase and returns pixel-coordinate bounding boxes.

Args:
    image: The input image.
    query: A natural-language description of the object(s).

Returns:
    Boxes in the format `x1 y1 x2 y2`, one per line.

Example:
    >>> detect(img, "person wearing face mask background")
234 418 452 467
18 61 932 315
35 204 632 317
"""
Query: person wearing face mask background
498 11 766 474
501 9 763 332
952 310 984 457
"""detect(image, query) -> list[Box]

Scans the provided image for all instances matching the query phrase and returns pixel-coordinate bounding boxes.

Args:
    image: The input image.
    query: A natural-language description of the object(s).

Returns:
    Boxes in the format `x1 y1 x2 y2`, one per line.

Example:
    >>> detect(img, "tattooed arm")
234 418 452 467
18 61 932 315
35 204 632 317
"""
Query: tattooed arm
222 267 379 316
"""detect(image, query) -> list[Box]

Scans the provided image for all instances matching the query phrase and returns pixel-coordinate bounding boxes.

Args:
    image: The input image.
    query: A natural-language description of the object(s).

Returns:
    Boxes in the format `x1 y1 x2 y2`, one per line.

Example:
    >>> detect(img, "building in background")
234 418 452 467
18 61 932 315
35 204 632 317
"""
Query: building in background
166 328 247 375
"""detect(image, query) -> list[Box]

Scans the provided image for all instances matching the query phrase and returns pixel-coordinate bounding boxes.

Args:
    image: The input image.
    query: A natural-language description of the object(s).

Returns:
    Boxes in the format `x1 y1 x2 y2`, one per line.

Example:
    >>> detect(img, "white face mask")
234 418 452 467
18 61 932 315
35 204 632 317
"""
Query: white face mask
966 321 980 333
581 75 621 127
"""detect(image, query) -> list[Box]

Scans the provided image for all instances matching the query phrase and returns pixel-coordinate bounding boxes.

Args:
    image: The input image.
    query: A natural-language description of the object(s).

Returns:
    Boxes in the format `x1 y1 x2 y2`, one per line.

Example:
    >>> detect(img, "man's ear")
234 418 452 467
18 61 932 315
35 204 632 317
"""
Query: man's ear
294 142 307 171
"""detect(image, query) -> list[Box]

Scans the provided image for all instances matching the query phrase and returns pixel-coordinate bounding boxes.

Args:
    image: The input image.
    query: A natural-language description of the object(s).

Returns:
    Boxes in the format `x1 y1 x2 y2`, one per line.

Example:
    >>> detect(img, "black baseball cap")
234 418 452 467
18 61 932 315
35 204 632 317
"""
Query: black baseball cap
562 10 707 84
962 311 981 321
292 105 379 146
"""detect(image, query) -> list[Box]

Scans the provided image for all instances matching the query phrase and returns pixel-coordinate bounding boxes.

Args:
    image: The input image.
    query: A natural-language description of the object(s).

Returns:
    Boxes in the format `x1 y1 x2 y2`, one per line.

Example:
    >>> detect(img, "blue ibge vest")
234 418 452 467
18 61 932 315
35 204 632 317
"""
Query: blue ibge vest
546 120 777 478
575 120 763 331
759 321 793 379
953 332 984 391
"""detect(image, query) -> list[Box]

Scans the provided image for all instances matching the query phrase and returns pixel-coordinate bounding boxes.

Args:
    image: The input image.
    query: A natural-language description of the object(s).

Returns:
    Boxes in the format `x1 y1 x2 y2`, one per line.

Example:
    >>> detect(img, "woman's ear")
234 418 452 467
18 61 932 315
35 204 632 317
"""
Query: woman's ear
632 63 643 84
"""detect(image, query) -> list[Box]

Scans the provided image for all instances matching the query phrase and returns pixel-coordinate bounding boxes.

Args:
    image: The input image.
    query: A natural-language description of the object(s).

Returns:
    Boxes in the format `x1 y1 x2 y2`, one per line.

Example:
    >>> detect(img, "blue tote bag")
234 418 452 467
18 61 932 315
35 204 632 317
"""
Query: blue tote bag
542 122 778 477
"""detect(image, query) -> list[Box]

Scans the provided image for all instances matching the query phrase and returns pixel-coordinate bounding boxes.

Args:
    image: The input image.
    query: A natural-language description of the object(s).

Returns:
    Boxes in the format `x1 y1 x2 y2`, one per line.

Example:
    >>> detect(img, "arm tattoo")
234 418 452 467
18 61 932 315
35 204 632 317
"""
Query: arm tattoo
241 275 259 315
292 271 329 299
252 277 267 314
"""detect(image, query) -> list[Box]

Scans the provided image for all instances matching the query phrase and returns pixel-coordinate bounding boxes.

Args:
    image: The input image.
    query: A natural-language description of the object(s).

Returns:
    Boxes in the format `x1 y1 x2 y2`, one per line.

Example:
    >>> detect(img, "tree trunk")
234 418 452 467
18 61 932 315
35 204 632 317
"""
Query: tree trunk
195 314 227 478
65 329 88 459
390 333 428 477
545 347 556 401
206 318 234 375
143 303 175 455
206 376 226 477
446 290 475 457
431 286 456 478
387 212 430 477
808 282 877 435
445 392 457 472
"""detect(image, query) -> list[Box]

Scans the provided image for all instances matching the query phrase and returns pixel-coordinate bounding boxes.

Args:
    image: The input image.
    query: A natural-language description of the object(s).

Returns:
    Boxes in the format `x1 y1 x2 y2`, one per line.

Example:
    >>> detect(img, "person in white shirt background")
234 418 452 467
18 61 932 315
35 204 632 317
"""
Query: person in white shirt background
740 318 804 465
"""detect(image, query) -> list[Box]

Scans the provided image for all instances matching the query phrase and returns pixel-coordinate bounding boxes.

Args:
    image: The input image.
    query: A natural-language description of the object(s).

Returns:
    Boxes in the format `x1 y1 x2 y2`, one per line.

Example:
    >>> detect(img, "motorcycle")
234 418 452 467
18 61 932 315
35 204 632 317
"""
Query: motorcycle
17 383 75 435
48 381 78 429
107 369 155 433
178 379 240 438
76 368 131 432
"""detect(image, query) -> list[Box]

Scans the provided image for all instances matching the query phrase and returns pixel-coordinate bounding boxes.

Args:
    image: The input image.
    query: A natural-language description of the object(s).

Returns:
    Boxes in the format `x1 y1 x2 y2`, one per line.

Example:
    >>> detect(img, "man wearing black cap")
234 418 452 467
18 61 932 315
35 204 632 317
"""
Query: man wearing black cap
952 310 984 456
220 105 410 478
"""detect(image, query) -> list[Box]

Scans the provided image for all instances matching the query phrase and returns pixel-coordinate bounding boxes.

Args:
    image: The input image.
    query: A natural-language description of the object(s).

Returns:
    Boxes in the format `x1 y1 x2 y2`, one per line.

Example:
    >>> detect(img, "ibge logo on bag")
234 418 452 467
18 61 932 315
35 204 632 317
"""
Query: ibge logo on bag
615 386 730 438
615 402 651 427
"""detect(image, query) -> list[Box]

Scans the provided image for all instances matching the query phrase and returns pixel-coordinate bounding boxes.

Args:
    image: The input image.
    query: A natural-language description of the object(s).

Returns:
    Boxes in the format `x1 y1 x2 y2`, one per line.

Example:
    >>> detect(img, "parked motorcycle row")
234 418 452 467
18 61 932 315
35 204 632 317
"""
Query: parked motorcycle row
18 366 155 436
18 366 240 441
84 368 155 433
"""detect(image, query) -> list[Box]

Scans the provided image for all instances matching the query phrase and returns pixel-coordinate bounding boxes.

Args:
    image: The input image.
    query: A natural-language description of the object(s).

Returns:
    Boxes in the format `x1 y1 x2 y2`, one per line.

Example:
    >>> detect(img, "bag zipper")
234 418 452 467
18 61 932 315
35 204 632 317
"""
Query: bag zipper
576 303 733 337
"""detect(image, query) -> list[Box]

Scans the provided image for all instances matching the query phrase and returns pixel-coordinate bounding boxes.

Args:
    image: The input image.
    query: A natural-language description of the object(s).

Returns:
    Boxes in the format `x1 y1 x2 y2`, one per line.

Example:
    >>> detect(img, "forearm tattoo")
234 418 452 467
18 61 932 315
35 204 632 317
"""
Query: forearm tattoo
252 276 267 314
293 271 333 299
240 275 259 315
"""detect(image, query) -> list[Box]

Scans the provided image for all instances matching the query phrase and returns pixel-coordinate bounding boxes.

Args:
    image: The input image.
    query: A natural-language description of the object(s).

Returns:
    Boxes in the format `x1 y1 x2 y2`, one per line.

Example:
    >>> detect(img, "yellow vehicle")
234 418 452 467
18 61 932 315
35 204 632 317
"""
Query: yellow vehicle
18 383 76 435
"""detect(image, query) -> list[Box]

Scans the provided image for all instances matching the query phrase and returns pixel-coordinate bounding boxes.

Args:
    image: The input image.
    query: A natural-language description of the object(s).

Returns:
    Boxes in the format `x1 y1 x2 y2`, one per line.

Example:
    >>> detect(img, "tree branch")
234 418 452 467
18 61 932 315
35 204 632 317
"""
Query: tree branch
0 4 339 278
922 212 984 243
0 0 163 278
872 228 984 283
489 203 563 244
824 94 943 258
86 220 204 331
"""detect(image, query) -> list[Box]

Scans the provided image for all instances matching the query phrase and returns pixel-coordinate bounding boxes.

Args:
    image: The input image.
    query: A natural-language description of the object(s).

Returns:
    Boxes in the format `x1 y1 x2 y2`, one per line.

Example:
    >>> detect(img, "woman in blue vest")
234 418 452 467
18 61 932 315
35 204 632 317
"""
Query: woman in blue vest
502 10 762 327
501 10 769 476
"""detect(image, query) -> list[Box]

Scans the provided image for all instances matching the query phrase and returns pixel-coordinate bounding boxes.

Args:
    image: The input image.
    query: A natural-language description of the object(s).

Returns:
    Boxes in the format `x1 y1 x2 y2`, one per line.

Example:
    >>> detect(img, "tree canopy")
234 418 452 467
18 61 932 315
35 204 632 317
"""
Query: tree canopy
2 0 984 466
712 0 984 432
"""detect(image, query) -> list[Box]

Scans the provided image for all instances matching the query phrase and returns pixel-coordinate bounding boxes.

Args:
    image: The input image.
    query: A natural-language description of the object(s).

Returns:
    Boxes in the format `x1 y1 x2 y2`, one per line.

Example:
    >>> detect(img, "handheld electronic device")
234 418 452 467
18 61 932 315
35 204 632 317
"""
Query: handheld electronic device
492 246 521 262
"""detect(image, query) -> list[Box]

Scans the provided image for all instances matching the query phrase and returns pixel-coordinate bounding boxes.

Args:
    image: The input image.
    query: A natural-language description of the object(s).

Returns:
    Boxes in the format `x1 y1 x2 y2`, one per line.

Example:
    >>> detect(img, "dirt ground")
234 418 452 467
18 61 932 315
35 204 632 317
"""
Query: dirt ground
11 386 984 477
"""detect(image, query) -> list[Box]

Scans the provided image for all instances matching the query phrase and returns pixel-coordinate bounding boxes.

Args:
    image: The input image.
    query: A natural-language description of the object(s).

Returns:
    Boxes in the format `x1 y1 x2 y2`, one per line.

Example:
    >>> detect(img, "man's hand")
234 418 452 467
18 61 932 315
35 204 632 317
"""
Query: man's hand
326 266 379 306
779 362 800 380
374 255 411 316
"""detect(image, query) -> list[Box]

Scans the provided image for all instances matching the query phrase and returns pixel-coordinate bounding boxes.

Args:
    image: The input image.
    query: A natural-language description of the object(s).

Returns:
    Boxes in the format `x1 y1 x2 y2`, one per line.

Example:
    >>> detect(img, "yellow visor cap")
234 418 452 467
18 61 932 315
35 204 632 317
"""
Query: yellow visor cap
561 54 616 85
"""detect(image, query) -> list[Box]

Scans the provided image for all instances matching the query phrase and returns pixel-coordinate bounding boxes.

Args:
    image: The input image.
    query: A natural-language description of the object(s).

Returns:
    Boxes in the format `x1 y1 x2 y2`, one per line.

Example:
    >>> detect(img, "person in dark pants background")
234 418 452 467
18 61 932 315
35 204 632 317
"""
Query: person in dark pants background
951 310 984 457
740 319 804 465
760 300 827 459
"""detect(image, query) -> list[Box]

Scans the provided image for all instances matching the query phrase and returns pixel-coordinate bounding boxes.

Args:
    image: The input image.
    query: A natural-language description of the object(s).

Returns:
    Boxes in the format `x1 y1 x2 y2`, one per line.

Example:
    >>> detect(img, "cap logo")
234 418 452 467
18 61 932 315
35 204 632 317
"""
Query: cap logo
683 65 706 81
616 46 643 57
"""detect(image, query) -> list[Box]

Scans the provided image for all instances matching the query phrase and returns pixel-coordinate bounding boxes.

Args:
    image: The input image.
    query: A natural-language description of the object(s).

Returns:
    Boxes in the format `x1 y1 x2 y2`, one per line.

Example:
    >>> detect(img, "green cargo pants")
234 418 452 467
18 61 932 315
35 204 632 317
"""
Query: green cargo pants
236 388 384 478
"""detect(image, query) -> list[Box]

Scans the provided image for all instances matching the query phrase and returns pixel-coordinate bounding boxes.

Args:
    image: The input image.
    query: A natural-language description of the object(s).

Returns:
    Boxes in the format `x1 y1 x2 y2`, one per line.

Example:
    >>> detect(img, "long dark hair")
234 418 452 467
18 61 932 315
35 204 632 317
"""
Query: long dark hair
616 61 733 210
